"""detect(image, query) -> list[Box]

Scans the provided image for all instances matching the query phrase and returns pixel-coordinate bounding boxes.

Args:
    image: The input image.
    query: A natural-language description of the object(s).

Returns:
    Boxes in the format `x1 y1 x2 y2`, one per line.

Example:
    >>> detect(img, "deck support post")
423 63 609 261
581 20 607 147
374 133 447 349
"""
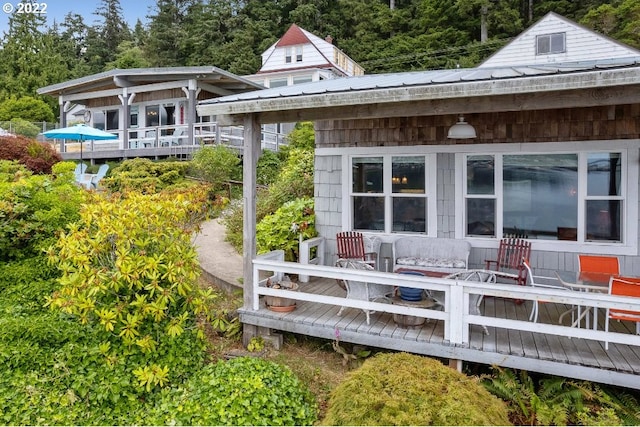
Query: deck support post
448 359 463 372
242 113 261 313
242 325 283 350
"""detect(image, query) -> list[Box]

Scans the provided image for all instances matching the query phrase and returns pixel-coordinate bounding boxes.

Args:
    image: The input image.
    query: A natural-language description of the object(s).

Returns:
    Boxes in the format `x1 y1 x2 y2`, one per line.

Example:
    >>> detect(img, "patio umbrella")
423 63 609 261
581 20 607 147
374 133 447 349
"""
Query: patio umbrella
43 124 117 160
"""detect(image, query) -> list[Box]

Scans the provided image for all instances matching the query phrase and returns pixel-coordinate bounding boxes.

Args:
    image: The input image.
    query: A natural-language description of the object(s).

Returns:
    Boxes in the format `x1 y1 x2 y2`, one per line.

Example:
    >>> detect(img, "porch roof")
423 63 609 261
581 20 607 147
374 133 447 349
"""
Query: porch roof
197 57 640 124
37 66 264 101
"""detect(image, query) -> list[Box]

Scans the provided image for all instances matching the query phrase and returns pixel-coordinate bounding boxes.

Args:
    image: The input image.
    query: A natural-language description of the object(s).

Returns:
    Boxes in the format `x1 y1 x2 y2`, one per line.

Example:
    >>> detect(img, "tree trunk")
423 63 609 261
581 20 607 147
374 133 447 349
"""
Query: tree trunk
480 4 488 43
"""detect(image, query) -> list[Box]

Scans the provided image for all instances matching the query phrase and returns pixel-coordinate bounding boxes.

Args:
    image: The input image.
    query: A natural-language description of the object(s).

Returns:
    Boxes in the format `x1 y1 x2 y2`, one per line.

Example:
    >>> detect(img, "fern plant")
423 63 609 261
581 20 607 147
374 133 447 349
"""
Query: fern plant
482 367 627 425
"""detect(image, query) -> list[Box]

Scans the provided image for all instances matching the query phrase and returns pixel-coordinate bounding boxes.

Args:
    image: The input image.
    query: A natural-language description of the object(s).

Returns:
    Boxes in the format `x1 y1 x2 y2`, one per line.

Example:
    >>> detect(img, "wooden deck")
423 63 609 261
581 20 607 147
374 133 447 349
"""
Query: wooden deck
240 276 640 390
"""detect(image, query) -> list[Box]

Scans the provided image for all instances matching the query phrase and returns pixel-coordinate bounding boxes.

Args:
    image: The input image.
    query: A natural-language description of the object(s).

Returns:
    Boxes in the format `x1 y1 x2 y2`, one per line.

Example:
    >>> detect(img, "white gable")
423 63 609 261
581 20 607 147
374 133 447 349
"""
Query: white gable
259 26 363 77
480 12 640 68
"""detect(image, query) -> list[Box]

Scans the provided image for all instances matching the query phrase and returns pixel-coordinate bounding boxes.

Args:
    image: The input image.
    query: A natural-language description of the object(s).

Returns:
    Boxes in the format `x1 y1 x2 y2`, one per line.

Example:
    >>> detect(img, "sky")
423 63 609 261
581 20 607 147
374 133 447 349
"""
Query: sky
0 0 156 34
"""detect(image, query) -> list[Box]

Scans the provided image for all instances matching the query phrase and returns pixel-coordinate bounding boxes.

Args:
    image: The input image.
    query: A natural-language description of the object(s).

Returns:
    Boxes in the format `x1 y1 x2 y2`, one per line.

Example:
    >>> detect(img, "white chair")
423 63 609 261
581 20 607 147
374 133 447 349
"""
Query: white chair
89 164 109 189
522 260 567 323
74 163 87 182
159 127 186 146
335 259 393 325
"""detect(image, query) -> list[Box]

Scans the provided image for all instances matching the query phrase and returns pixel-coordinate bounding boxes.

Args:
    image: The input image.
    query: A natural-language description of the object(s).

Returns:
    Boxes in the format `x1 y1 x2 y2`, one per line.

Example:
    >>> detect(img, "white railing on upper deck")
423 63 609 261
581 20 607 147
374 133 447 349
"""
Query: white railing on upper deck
252 258 640 348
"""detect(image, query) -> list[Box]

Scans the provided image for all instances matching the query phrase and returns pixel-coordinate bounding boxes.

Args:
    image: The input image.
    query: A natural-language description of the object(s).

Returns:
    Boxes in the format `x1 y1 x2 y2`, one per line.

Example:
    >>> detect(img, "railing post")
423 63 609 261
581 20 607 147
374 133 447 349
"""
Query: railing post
299 236 326 282
448 282 464 344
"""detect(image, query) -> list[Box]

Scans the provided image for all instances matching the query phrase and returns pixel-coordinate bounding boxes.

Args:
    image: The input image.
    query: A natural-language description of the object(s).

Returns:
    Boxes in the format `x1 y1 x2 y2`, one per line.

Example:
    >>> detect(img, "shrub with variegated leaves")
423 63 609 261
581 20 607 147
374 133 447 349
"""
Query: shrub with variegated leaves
46 185 216 390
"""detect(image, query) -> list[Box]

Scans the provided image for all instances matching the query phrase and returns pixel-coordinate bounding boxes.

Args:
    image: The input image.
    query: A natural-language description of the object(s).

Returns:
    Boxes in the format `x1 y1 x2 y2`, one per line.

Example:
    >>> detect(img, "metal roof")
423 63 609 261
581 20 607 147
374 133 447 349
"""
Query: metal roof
197 57 640 117
38 66 263 96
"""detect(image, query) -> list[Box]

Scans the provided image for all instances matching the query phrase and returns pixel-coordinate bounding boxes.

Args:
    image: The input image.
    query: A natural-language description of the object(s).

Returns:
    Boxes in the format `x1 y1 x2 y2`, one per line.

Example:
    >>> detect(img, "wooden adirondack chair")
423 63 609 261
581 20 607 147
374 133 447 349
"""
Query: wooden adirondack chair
485 237 532 286
336 231 378 268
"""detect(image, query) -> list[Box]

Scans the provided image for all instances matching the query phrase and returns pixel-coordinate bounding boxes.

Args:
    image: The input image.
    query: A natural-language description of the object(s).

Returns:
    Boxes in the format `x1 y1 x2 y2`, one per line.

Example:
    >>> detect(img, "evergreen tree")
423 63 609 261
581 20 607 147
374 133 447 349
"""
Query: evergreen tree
146 0 197 66
84 0 131 72
0 1 71 108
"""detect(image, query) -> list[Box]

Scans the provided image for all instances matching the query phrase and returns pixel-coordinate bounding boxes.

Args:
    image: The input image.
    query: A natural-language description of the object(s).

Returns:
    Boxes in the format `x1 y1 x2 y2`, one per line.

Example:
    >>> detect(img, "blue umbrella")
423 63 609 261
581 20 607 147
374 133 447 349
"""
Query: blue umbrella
43 124 118 160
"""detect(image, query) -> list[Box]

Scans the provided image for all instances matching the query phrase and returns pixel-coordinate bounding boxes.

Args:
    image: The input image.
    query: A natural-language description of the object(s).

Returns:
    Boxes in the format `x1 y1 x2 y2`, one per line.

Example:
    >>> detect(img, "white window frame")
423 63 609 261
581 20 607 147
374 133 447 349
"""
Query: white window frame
343 148 437 236
455 141 638 255
536 32 566 55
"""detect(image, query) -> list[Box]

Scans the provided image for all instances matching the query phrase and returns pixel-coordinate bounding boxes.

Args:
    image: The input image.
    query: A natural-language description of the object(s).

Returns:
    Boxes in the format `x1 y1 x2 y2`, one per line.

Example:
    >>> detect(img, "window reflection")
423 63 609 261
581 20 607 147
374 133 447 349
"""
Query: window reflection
467 199 495 236
393 198 426 232
467 155 494 195
503 154 577 240
392 156 425 193
588 153 621 196
352 157 383 193
353 196 384 231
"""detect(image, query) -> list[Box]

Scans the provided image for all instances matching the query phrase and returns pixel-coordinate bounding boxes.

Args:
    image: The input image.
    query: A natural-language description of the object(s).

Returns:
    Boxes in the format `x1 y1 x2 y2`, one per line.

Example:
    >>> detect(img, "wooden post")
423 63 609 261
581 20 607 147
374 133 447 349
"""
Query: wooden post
242 113 261 318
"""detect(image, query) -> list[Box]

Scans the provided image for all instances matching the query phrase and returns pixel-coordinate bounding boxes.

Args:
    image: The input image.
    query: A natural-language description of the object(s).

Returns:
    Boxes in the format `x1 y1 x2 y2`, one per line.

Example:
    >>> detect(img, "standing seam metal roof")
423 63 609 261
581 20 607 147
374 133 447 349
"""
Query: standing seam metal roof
199 57 640 106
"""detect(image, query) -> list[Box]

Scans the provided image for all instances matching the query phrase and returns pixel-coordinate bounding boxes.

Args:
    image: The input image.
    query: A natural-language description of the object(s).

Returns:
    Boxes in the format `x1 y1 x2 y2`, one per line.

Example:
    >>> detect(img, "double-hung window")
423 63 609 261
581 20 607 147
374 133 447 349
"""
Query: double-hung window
463 151 625 243
350 154 435 234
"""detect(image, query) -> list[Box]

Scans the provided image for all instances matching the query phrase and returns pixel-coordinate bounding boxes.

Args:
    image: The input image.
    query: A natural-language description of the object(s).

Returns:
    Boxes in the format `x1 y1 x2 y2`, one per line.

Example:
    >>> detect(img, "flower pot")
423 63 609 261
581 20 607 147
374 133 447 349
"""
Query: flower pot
265 281 298 311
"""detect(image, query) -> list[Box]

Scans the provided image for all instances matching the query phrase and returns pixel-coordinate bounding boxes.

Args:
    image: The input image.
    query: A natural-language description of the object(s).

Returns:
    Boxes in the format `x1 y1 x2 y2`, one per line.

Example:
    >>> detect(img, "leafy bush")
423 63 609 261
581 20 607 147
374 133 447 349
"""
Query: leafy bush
46 188 216 386
148 357 318 426
224 147 314 253
278 121 315 158
101 158 192 193
0 118 41 138
0 95 55 122
0 256 211 425
256 197 316 261
322 353 511 426
256 149 282 186
190 145 241 192
0 161 85 260
0 134 62 173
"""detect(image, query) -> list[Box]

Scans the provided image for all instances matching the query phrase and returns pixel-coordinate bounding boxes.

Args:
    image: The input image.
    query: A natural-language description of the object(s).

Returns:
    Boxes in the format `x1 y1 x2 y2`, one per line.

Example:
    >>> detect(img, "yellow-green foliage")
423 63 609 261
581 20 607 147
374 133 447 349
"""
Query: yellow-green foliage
322 353 511 426
46 187 216 357
101 158 192 193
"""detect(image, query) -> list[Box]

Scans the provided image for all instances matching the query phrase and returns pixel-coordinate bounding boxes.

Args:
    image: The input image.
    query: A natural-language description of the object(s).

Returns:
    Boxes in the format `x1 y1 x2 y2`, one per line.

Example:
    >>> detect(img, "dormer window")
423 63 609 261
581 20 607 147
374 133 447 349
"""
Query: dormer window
536 32 565 55
285 46 303 63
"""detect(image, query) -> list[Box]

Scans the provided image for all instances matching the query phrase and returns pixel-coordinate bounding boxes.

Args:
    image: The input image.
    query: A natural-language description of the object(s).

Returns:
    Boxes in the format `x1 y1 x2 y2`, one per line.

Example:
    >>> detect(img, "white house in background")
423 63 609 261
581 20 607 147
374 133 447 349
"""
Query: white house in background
245 23 364 89
243 23 365 137
480 11 640 67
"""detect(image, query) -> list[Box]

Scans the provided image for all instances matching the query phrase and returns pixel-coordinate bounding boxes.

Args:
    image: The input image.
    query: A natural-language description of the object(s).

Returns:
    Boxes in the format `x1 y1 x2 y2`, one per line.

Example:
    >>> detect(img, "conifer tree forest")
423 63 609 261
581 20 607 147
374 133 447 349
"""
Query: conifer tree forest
1 0 638 115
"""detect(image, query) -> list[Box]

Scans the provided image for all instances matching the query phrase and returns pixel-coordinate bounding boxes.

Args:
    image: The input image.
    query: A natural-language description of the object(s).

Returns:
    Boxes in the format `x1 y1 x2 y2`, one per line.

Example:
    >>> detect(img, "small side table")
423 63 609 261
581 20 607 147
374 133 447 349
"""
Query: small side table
391 296 438 328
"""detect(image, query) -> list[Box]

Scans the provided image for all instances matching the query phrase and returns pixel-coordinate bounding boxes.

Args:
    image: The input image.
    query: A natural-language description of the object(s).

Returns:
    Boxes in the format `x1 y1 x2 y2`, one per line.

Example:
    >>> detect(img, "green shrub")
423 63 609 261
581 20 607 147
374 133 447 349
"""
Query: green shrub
223 147 314 253
190 145 241 192
0 96 55 122
149 357 318 426
1 118 40 138
0 254 211 426
256 197 316 261
0 161 84 260
0 134 62 174
46 188 216 388
257 149 282 186
322 353 511 426
101 158 192 193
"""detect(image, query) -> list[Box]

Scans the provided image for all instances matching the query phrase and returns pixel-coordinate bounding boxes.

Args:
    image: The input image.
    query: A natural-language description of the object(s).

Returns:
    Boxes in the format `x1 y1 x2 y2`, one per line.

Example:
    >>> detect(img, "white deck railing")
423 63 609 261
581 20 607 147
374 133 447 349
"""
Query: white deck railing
252 257 640 348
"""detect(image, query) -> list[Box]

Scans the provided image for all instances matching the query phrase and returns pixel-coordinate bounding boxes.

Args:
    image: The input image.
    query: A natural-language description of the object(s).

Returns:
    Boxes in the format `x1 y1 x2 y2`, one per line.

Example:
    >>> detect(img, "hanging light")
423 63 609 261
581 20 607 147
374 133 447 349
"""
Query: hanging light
447 116 477 139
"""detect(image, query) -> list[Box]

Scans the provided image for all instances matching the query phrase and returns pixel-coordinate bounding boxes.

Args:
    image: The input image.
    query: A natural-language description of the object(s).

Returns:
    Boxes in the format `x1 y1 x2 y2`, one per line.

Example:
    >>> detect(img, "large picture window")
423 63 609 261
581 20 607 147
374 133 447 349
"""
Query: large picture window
351 155 434 234
463 152 625 243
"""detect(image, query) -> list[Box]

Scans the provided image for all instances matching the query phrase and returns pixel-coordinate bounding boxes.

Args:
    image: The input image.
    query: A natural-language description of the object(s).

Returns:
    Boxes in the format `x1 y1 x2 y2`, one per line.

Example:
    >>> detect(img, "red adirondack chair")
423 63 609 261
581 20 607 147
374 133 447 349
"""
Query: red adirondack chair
336 231 377 268
485 237 532 286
